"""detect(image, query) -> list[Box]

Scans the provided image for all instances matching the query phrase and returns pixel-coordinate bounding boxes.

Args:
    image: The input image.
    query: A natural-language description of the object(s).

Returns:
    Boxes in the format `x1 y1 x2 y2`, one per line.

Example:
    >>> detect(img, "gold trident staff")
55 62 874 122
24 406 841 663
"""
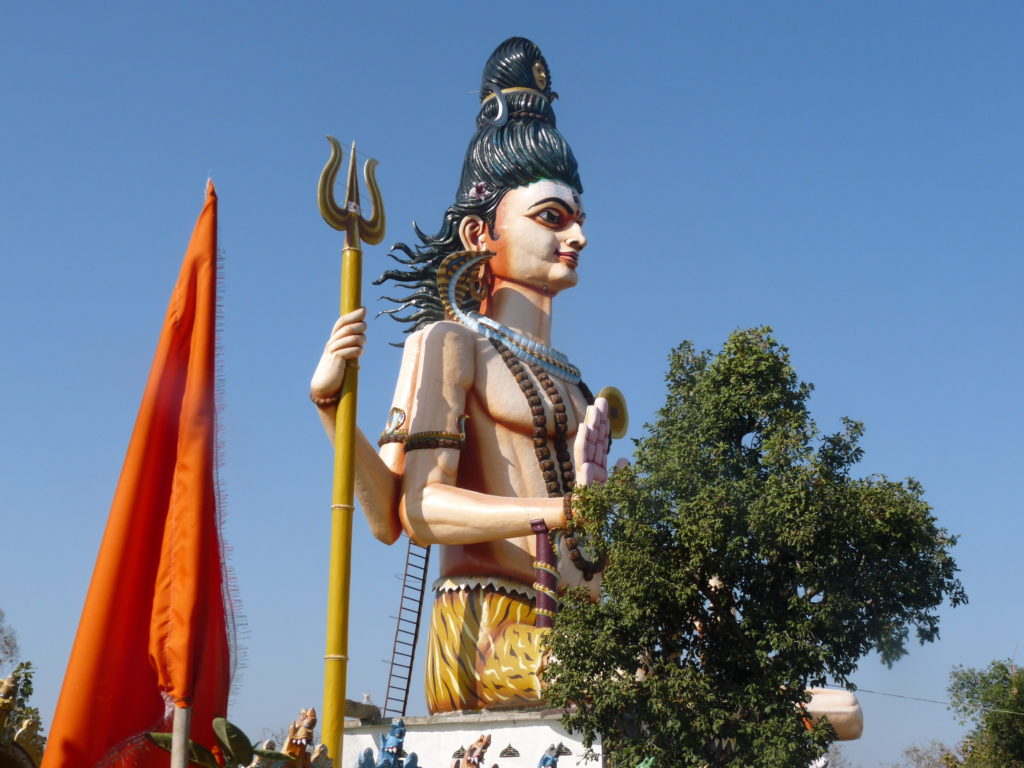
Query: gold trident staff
317 136 385 762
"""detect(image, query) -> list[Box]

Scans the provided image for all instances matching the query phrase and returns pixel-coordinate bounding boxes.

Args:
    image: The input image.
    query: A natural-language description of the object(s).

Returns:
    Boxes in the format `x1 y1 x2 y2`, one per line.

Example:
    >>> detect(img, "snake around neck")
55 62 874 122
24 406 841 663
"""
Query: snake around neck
437 249 582 385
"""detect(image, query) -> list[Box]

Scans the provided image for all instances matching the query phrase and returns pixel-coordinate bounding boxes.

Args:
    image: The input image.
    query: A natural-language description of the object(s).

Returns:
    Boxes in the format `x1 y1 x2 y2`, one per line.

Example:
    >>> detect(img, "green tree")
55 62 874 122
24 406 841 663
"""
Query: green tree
948 659 1024 767
544 328 965 768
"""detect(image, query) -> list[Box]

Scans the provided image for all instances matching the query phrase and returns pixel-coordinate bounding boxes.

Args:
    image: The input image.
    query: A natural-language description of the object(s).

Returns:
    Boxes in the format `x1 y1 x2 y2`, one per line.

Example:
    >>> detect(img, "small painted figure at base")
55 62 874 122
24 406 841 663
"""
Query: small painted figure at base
355 719 418 768
0 676 14 731
312 37 610 715
283 707 318 768
537 744 559 768
451 734 492 768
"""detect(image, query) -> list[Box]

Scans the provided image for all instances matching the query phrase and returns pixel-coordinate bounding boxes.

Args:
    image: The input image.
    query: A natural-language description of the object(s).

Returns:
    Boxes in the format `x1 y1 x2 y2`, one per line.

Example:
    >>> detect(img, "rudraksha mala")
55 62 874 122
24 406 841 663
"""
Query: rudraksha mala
488 337 606 582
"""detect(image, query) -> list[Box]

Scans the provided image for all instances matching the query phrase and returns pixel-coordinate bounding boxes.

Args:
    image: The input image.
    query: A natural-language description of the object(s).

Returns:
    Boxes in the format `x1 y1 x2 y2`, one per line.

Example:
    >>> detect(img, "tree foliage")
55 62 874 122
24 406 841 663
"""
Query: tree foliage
825 743 859 767
544 328 966 767
0 609 18 672
947 659 1024 767
884 741 962 768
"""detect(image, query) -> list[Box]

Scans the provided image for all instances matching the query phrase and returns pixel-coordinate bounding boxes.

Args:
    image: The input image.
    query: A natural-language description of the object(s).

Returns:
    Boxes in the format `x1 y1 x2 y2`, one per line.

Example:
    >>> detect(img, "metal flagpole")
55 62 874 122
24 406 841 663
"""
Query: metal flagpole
169 705 191 768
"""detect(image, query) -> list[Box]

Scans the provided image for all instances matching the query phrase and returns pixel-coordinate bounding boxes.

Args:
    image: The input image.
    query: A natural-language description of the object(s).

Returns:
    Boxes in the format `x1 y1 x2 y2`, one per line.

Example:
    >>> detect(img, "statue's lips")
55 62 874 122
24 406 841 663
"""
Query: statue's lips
557 250 579 269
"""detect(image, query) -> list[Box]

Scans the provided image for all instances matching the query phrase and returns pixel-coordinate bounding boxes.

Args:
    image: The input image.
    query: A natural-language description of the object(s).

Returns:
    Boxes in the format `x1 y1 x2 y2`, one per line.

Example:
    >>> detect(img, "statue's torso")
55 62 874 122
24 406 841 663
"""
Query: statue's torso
398 322 597 595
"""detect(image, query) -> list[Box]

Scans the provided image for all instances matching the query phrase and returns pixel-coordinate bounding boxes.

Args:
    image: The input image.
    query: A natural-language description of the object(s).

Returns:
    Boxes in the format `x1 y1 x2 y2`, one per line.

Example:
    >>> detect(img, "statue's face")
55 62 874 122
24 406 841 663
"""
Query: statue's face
483 179 586 295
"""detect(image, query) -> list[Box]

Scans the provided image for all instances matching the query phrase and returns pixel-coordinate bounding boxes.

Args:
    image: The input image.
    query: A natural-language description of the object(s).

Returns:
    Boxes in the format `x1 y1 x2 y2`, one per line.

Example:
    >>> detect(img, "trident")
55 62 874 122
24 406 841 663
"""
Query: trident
317 136 385 762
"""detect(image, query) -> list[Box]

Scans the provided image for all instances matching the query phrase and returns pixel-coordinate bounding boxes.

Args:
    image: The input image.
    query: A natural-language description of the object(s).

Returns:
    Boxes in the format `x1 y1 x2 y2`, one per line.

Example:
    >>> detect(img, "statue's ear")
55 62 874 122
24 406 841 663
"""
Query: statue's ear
459 215 487 251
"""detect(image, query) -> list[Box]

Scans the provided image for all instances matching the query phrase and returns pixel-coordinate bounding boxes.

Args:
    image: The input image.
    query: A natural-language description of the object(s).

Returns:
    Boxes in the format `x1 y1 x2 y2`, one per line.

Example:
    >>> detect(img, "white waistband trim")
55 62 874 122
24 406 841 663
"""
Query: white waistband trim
432 574 535 599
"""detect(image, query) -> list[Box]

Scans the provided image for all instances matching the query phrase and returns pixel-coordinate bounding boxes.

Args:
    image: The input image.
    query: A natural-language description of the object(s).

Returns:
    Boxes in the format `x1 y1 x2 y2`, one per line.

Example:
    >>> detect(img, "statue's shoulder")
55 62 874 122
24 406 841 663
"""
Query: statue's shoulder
402 321 479 387
410 320 480 349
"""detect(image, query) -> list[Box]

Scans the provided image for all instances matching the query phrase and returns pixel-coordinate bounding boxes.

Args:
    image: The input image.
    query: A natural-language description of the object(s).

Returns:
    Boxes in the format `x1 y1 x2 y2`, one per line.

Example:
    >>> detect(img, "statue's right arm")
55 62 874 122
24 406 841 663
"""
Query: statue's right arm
310 307 402 545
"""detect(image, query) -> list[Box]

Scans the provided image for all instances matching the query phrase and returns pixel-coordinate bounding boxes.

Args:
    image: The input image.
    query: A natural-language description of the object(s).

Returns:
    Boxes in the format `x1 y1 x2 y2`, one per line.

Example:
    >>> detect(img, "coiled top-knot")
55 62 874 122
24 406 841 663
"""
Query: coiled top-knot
477 36 558 128
454 36 581 206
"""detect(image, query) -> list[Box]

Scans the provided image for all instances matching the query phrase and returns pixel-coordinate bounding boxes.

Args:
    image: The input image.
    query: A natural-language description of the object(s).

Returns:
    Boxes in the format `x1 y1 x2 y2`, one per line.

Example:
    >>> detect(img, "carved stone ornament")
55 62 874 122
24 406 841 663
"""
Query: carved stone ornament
532 59 548 90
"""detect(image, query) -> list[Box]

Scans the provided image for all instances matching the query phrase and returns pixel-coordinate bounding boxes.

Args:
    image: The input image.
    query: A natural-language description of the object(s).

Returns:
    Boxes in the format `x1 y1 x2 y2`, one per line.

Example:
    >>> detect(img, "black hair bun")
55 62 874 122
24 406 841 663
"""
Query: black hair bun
477 37 557 128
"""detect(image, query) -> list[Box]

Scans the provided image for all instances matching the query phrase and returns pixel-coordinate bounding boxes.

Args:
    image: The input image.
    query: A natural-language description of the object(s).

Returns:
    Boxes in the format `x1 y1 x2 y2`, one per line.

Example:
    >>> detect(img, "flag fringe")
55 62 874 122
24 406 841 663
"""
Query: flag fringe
93 702 173 768
213 224 248 709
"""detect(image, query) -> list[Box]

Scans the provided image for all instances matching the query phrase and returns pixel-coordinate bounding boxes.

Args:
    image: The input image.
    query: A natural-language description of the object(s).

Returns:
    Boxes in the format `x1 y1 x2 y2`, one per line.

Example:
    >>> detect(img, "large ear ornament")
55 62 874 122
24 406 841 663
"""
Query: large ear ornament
469 261 491 302
481 83 509 127
437 250 494 321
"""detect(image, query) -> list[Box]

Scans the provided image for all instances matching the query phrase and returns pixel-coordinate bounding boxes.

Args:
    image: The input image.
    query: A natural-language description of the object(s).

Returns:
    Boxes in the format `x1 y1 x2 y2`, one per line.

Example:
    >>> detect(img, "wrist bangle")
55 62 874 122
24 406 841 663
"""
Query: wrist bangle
309 390 341 407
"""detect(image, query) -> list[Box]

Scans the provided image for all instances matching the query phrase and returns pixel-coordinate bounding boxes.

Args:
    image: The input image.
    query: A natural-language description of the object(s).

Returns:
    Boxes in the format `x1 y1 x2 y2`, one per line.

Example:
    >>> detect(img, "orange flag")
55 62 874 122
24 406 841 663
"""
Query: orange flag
44 182 234 768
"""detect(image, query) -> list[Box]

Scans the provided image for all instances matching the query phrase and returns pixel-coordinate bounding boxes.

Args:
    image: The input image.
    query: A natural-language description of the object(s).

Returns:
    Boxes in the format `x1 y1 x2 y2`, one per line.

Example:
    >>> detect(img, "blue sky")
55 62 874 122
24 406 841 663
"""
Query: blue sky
1 2 1021 765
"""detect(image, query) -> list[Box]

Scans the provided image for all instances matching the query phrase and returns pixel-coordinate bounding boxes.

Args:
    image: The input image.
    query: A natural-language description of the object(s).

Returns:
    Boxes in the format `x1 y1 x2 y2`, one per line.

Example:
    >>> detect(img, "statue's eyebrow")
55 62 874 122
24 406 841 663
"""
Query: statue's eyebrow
527 197 575 214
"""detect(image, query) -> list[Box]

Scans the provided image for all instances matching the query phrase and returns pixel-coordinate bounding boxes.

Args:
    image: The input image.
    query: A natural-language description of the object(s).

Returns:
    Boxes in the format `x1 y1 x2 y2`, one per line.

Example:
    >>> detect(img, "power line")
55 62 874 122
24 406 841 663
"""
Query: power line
857 687 1024 718
856 687 949 706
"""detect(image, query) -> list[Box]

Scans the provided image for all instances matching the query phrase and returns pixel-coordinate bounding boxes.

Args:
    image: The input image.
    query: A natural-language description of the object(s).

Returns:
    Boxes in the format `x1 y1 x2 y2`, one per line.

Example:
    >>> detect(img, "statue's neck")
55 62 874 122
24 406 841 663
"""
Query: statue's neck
484 277 553 345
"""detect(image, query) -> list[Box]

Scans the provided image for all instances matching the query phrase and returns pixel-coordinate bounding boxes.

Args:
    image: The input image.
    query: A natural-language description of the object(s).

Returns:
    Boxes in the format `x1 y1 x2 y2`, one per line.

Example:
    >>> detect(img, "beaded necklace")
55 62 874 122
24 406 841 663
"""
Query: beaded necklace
488 337 606 582
488 338 575 497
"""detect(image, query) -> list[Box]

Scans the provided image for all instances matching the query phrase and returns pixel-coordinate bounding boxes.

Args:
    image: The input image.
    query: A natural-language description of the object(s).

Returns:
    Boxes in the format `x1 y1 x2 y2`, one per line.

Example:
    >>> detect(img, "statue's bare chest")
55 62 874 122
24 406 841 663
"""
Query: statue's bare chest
471 337 589 438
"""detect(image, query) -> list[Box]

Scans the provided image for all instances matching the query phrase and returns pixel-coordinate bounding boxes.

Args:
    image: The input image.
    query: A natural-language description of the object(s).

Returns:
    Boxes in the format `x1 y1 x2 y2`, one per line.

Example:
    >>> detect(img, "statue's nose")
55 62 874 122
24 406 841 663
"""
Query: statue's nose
565 222 587 251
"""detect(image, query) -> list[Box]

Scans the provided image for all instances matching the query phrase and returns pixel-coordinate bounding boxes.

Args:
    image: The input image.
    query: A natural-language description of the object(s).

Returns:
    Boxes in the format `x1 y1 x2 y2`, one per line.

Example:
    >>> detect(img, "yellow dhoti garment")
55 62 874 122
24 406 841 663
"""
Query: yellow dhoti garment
425 576 549 714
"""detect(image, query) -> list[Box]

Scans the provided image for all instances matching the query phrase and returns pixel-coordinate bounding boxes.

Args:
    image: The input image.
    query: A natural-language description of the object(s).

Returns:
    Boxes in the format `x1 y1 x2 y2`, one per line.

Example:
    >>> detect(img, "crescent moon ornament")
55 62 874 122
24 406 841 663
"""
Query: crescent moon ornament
597 386 629 439
481 83 509 127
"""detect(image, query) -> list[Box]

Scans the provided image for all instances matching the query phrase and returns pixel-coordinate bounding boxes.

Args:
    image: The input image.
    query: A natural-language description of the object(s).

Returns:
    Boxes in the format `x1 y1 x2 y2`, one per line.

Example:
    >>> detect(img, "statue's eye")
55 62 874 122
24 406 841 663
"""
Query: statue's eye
536 209 561 226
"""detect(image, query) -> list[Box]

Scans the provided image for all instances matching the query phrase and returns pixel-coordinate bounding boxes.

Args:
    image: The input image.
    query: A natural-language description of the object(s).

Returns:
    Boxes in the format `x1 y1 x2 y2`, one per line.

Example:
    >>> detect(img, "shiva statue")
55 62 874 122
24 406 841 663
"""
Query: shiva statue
309 37 862 740
311 37 610 714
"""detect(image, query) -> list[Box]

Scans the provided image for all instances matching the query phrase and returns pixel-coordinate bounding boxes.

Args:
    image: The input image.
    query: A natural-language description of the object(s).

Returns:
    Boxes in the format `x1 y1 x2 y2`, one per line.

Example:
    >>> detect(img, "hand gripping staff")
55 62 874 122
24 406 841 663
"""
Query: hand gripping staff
318 136 385 762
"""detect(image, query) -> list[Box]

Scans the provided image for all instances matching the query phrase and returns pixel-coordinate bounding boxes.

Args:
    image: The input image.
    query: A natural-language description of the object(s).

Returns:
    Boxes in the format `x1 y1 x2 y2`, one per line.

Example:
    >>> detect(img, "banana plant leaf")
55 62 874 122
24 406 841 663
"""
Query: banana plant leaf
145 732 220 768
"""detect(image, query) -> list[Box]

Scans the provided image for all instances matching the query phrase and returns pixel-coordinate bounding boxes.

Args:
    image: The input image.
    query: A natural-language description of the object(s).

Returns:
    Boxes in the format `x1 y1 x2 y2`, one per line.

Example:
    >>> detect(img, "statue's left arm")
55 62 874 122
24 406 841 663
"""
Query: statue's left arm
397 322 568 546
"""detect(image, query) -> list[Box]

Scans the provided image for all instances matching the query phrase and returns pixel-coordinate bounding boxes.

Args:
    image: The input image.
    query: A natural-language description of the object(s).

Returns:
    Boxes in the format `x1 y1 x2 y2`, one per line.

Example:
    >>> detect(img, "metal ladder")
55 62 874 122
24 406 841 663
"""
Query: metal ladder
382 538 431 718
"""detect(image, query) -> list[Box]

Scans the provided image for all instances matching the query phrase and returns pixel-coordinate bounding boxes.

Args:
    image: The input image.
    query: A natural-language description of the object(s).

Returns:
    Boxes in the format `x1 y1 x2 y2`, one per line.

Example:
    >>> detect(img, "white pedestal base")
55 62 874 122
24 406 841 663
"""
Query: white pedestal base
341 710 601 768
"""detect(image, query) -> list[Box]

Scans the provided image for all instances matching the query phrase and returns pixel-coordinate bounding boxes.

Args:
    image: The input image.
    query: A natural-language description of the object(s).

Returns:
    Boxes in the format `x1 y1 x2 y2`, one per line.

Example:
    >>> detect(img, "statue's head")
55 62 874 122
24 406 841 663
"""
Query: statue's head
453 36 581 224
377 37 584 335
